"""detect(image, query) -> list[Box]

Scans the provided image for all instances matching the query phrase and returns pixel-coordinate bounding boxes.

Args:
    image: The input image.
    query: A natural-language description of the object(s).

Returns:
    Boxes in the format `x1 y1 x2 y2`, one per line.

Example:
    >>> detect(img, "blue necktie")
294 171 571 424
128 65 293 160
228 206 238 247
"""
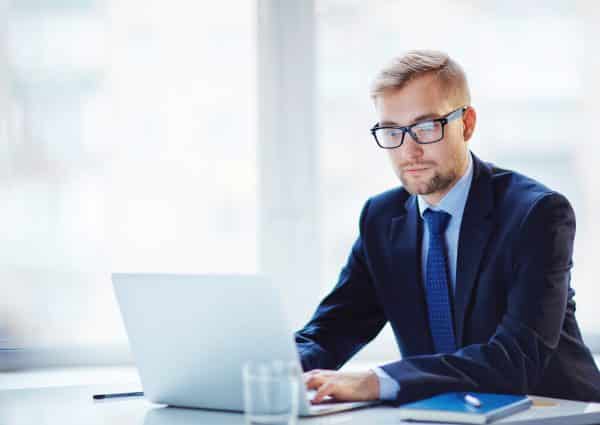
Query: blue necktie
423 209 456 354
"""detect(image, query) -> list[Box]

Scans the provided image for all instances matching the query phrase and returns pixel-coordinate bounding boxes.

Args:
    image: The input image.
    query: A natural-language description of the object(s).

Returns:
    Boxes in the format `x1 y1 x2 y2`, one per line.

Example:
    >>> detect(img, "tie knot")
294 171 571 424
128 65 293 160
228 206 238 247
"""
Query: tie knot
423 209 451 235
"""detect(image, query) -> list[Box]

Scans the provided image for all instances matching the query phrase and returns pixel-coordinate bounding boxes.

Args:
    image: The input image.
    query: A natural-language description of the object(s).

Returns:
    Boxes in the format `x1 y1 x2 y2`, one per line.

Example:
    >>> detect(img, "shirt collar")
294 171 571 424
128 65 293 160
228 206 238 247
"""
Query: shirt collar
417 153 473 218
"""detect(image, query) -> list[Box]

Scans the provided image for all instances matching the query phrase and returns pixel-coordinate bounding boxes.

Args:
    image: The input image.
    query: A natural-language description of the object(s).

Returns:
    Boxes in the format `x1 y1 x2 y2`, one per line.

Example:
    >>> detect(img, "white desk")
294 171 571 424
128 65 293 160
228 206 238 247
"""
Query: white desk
3 365 600 425
0 382 402 425
4 382 600 425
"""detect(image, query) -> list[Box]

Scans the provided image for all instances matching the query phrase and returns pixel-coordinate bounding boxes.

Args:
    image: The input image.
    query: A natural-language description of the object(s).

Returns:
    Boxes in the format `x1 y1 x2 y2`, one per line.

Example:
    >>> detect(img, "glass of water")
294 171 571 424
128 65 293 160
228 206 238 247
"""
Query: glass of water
243 360 300 425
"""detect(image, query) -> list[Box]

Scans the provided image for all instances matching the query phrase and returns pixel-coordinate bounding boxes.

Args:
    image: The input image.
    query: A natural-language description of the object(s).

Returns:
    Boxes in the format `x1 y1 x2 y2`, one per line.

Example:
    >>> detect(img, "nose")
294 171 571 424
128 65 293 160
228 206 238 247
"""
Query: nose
400 133 424 162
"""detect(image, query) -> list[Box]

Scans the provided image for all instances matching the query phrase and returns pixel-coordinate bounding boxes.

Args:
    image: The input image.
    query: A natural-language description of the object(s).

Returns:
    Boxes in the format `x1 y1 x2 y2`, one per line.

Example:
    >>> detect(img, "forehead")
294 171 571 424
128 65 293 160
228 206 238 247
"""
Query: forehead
374 74 453 125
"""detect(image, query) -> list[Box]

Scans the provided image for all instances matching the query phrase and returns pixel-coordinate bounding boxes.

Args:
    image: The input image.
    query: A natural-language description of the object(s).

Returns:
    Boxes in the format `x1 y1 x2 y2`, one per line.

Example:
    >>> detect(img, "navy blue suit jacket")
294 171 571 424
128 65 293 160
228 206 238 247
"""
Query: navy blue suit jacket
296 153 600 403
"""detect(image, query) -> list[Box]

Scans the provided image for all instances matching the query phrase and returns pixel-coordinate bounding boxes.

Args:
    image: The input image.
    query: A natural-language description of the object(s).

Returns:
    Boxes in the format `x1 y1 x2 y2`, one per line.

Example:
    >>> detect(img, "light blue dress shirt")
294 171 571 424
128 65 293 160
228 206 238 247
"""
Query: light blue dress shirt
373 154 474 400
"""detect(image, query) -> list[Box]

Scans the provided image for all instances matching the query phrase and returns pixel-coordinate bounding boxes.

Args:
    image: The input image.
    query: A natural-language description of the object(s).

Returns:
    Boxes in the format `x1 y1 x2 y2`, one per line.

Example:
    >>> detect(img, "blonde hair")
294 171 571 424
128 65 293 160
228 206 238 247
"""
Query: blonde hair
370 50 471 105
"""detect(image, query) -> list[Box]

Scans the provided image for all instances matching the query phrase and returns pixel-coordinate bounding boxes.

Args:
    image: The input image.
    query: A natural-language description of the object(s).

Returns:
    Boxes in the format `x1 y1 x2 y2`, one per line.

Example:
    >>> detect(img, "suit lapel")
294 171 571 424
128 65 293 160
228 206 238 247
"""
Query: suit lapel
454 155 494 346
389 195 433 354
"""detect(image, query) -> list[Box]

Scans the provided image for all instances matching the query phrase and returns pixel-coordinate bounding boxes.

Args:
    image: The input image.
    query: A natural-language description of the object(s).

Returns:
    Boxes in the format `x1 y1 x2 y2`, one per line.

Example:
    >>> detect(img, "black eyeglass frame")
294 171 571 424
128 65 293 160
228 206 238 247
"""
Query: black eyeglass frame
370 106 468 149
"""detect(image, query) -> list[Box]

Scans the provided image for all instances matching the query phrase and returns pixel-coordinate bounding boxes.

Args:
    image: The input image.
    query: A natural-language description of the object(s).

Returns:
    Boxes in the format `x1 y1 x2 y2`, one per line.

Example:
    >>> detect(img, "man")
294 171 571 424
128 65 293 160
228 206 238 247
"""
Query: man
296 50 600 404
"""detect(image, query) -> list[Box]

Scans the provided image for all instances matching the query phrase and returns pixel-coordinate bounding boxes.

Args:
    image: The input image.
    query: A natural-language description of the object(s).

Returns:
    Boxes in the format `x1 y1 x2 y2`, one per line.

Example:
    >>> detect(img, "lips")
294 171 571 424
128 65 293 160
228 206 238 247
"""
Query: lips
404 167 430 173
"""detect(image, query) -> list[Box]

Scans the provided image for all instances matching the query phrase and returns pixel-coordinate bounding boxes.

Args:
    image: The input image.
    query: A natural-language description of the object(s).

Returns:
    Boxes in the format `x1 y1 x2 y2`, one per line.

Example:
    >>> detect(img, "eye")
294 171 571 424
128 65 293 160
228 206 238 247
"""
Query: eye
414 120 437 132
383 128 403 138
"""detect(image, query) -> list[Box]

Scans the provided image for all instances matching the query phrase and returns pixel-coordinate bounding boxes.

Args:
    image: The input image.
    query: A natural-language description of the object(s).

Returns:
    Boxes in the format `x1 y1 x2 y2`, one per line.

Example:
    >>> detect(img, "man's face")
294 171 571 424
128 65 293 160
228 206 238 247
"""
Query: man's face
374 74 472 204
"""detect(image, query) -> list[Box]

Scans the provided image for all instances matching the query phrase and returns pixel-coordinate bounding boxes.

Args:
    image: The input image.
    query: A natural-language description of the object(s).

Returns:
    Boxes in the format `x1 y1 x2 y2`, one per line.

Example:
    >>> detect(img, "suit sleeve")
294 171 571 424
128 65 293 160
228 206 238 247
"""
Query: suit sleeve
381 193 576 404
295 199 387 371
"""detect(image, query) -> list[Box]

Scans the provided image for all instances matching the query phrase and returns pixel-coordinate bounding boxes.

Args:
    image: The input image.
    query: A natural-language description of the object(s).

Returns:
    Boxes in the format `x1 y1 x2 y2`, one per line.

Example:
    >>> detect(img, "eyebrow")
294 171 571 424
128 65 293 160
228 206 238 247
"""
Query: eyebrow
379 112 441 127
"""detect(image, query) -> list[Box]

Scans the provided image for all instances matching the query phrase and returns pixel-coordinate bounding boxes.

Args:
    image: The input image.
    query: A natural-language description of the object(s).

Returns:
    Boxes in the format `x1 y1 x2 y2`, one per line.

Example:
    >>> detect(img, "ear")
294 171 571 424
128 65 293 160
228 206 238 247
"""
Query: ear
462 106 477 142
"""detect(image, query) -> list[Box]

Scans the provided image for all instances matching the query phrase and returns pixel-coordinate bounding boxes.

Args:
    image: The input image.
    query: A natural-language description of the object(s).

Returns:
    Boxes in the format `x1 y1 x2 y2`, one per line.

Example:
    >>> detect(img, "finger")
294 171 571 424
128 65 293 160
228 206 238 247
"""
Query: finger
303 370 323 384
304 374 324 390
312 381 335 404
303 369 321 380
304 370 335 386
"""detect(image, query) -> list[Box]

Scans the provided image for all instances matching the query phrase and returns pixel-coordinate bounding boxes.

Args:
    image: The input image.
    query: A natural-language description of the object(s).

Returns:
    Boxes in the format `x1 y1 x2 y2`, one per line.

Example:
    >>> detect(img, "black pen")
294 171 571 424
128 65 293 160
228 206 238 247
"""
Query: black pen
92 391 144 400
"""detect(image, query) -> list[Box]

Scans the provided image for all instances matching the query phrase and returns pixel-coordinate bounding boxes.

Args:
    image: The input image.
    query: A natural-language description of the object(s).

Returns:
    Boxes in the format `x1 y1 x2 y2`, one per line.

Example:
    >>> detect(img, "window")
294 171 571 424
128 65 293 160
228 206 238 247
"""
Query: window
0 0 257 366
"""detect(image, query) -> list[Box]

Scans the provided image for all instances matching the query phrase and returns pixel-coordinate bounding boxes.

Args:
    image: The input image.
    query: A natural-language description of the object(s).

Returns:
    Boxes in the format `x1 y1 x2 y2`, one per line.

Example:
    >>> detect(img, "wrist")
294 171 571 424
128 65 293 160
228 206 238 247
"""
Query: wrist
365 370 380 400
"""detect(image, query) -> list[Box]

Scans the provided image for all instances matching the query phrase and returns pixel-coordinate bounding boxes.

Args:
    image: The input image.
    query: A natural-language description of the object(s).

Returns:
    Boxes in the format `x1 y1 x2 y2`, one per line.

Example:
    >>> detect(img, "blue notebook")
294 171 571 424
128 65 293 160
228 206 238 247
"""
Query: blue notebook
397 392 532 424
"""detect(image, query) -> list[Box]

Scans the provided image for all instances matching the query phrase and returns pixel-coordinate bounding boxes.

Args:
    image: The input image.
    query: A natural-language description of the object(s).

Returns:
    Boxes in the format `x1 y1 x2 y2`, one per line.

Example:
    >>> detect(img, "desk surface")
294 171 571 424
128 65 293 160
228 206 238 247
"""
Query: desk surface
3 366 600 425
0 382 404 425
3 382 600 425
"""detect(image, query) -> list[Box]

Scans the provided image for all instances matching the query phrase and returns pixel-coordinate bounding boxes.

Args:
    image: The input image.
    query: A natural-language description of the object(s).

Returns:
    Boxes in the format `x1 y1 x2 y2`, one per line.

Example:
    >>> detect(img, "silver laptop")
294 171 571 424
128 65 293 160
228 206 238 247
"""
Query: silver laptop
112 273 377 416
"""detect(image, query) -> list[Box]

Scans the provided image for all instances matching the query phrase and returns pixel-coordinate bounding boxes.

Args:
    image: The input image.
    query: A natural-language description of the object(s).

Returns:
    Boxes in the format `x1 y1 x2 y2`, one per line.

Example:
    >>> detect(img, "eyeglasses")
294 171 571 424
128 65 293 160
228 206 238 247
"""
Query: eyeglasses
370 106 467 149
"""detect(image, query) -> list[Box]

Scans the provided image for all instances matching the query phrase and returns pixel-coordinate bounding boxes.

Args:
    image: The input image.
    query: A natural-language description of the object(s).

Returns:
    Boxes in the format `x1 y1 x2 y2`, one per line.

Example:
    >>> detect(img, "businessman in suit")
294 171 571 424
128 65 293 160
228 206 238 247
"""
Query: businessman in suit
297 50 600 404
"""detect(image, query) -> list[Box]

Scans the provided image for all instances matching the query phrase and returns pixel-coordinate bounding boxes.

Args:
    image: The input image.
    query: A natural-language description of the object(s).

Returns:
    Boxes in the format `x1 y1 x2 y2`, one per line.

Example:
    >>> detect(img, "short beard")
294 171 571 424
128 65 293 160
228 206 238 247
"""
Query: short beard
402 170 457 196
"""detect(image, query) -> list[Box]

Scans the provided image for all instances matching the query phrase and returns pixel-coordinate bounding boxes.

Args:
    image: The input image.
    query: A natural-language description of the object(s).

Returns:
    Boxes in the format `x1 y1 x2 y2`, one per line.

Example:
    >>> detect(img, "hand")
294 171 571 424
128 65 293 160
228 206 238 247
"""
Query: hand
303 369 380 403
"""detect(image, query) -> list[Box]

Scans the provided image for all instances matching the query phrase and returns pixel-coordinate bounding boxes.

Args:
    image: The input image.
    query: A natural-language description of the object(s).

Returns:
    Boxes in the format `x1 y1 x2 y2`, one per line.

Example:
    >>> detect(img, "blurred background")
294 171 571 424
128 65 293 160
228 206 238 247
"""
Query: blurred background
1 0 599 370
